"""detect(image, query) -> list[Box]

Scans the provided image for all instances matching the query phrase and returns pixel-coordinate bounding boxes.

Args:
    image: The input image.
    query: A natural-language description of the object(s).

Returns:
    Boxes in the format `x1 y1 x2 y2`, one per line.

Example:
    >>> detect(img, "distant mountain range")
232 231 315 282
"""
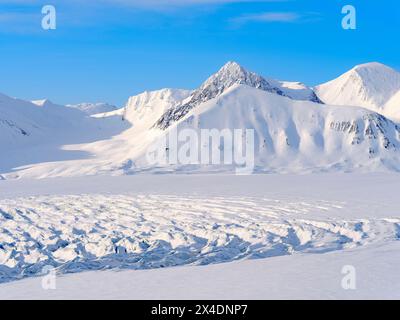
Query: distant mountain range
1 61 400 179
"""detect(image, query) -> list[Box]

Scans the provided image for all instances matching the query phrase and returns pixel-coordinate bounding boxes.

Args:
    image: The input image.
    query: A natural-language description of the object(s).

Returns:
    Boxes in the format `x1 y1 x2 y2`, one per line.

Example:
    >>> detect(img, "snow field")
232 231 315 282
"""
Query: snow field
1 193 399 283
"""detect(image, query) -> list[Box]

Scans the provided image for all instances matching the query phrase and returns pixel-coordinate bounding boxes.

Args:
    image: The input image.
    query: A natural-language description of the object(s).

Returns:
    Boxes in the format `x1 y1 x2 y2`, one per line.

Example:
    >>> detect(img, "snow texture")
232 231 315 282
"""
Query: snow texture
0 173 399 298
315 62 400 121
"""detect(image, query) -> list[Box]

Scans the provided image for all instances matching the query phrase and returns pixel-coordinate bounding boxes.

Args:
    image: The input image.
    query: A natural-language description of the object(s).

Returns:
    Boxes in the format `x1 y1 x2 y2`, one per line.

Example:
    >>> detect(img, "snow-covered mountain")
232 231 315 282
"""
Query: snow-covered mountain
2 61 400 179
155 62 321 130
1 94 123 144
315 62 400 121
127 84 400 174
66 102 118 115
1 94 71 147
0 92 129 178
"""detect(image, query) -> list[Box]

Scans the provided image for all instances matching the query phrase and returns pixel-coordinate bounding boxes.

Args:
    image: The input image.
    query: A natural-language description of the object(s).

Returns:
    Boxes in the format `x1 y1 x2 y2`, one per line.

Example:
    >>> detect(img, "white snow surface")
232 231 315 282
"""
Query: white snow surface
0 91 130 179
384 89 400 120
315 62 400 121
275 80 321 102
1 242 399 300
0 173 399 299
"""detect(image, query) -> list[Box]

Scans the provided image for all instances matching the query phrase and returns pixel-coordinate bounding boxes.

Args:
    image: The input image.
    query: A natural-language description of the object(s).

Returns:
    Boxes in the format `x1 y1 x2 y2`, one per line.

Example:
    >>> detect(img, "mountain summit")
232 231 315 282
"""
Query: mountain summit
200 61 285 96
154 61 285 129
315 62 400 120
154 61 320 130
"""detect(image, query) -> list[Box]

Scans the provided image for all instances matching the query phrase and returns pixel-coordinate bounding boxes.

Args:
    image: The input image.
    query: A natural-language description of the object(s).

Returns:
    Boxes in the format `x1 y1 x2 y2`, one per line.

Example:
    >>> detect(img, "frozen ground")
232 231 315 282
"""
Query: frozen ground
0 173 399 299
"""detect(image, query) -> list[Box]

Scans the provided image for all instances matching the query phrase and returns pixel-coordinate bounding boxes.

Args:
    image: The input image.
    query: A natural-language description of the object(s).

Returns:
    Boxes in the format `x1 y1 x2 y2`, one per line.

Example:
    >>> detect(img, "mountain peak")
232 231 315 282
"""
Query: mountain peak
350 62 399 80
218 61 245 74
154 62 285 129
200 61 283 94
352 62 393 72
154 61 323 130
223 60 241 67
202 61 253 87
315 62 400 115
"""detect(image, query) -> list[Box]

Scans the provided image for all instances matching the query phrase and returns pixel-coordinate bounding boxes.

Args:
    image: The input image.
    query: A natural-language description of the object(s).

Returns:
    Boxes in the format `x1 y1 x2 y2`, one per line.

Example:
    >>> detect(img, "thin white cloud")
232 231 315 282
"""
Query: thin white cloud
0 0 294 33
231 11 323 26
102 0 285 5
1 0 285 6
0 0 289 13
233 12 301 24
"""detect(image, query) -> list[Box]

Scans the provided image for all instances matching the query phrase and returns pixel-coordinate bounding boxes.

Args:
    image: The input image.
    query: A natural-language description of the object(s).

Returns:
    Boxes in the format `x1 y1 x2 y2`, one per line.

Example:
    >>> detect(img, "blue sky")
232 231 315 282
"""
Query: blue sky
0 0 399 106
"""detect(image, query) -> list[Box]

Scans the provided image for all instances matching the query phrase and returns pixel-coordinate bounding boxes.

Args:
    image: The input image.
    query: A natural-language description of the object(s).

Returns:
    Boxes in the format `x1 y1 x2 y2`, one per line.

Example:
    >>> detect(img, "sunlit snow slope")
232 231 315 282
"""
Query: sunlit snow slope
315 62 400 121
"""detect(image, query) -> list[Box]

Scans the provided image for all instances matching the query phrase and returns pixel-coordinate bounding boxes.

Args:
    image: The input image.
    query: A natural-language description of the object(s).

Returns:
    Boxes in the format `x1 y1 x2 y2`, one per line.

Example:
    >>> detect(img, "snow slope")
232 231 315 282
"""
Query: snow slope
0 92 129 178
275 80 322 103
315 62 400 121
0 173 399 298
0 94 78 147
123 88 192 126
384 89 400 121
